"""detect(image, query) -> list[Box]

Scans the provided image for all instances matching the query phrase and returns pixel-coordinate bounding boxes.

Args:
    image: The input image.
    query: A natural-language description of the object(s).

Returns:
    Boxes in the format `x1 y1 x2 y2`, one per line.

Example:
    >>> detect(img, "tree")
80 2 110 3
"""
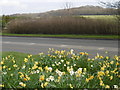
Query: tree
100 1 120 22
64 2 73 16
64 2 73 11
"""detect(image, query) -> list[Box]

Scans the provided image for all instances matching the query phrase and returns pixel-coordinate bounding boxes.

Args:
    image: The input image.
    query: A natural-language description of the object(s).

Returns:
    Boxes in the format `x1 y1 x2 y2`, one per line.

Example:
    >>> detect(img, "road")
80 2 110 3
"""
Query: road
1 36 119 57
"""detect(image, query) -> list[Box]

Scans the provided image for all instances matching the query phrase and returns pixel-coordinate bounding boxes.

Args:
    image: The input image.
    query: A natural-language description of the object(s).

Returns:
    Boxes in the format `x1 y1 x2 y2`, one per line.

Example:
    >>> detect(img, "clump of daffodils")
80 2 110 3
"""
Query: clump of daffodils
1 49 119 88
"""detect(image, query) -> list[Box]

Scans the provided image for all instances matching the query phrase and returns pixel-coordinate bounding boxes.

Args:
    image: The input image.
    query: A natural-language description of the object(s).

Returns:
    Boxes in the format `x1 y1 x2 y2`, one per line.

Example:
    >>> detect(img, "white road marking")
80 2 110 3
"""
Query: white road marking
3 41 11 44
98 48 104 50
29 43 36 45
60 45 68 47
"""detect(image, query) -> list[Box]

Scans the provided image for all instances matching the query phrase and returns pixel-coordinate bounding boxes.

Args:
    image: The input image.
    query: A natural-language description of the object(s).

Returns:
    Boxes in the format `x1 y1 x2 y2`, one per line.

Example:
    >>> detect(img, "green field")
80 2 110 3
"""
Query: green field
83 15 115 18
82 15 116 20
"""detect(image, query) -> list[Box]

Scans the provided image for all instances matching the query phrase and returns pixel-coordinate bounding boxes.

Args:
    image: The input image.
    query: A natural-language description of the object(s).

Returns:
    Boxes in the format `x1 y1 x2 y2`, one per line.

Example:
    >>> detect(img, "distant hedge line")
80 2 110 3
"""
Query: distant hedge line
7 17 119 35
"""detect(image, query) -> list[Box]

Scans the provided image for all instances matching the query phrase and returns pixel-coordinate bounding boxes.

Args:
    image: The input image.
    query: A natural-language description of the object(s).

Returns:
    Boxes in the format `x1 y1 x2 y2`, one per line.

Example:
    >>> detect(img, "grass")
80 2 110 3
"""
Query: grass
1 49 119 88
1 33 119 39
2 52 31 60
2 52 39 62
1 52 41 68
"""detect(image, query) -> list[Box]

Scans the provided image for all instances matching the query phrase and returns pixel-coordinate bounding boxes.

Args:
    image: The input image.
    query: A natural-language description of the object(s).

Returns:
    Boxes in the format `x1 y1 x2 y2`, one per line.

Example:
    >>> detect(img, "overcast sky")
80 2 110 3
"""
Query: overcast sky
0 0 118 15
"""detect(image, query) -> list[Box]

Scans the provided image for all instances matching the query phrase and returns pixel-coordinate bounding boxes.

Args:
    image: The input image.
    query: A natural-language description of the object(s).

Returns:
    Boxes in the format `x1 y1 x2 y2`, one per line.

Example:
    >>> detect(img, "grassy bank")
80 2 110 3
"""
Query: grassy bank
1 33 119 39
1 49 119 88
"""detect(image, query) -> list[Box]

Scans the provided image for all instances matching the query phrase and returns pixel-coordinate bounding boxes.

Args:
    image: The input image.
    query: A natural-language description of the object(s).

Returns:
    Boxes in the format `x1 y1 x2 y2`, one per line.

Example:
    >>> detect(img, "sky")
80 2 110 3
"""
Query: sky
0 0 118 15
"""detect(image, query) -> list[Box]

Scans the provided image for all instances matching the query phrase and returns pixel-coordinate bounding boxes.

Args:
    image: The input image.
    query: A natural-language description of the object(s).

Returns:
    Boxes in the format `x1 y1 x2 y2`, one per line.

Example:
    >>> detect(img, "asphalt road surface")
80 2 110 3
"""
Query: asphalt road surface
1 36 119 57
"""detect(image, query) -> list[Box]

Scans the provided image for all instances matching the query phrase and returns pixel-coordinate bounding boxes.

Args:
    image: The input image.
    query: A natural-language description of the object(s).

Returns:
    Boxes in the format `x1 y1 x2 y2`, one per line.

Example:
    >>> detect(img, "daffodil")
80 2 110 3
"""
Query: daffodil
113 85 118 88
105 70 109 75
28 55 32 58
19 82 26 87
18 72 23 74
70 49 74 54
69 70 74 76
39 52 44 56
36 70 40 73
48 67 52 72
22 65 26 69
8 68 11 70
84 52 88 55
10 74 13 76
110 61 114 64
41 83 44 88
69 84 73 88
66 61 70 65
77 68 82 74
23 78 27 81
73 64 76 66
3 66 7 69
0 61 4 64
12 60 15 63
20 74 24 78
105 85 110 88
38 67 43 71
106 56 109 60
116 62 119 65
100 56 104 59
39 75 45 81
86 78 90 82
46 78 50 82
86 75 94 82
3 72 7 75
13 64 18 67
35 61 38 65
44 66 49 71
44 82 48 87
49 76 54 81
0 84 4 87
58 76 61 80
97 71 105 76
101 67 105 71
32 64 38 69
110 76 113 80
80 52 84 55
100 80 104 86
52 64 55 66
114 56 119 61
87 58 91 61
89 76 94 80
24 58 28 63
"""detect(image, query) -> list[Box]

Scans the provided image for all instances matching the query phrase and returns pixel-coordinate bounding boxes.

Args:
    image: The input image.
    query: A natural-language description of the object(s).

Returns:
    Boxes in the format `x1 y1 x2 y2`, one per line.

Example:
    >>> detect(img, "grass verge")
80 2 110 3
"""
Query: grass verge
2 51 39 61
1 33 120 39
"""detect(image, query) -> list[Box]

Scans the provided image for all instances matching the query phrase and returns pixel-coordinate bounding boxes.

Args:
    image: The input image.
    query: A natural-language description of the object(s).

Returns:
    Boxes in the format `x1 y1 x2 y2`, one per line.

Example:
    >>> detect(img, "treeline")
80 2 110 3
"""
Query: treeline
1 15 17 29
1 15 31 29
7 17 119 35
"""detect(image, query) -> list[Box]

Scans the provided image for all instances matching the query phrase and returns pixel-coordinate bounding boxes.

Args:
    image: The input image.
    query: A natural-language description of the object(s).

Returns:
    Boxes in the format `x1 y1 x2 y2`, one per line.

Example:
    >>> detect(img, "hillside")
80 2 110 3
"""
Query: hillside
10 5 116 18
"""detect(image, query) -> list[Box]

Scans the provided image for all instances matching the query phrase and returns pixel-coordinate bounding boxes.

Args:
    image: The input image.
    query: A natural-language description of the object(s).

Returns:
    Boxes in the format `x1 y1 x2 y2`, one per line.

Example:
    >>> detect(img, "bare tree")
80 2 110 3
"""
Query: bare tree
64 2 73 11
64 2 73 16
